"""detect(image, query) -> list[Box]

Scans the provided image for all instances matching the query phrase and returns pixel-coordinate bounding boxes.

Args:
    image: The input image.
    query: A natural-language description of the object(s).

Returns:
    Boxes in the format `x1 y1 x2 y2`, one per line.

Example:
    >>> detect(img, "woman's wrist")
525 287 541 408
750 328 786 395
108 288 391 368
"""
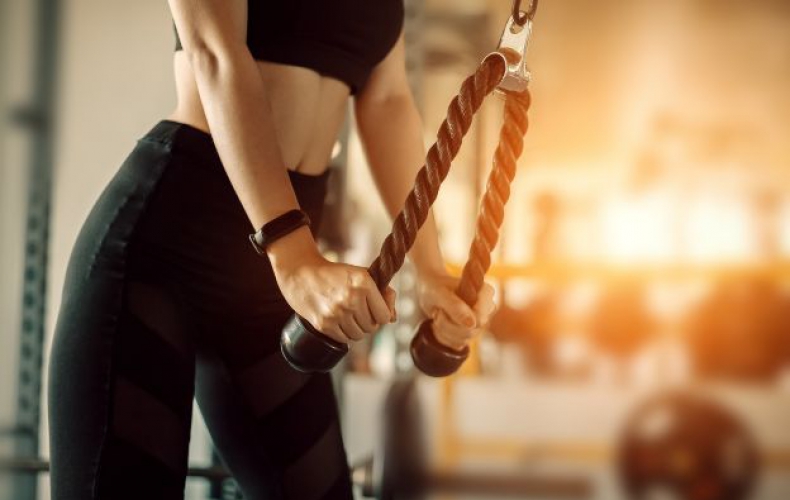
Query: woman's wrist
408 222 448 281
413 259 450 281
266 225 323 277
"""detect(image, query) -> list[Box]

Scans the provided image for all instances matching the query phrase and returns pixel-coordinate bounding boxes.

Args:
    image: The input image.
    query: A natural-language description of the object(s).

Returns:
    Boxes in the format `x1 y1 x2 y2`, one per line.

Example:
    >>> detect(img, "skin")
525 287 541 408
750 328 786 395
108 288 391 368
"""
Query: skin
167 0 495 350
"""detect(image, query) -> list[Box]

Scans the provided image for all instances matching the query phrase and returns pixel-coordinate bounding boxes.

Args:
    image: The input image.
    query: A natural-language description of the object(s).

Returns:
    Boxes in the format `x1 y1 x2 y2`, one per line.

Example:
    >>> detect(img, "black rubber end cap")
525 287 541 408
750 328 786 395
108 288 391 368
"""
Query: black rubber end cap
281 314 349 373
410 319 470 377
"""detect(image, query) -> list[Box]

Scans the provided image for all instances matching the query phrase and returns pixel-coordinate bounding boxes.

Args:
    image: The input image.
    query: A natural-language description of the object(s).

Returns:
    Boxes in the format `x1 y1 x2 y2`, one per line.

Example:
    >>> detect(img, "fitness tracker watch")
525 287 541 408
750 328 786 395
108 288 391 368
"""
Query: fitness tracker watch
249 209 311 256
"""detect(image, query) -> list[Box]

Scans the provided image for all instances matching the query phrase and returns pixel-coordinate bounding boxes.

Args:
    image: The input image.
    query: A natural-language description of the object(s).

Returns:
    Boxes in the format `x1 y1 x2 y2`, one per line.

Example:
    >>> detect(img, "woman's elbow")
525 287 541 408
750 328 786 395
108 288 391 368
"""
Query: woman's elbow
183 40 243 80
184 42 223 79
355 92 416 127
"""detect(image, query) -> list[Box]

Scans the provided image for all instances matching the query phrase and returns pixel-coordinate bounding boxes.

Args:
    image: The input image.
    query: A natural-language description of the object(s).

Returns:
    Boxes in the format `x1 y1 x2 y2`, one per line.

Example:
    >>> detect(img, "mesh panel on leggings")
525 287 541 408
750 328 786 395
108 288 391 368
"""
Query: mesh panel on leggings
96 282 196 499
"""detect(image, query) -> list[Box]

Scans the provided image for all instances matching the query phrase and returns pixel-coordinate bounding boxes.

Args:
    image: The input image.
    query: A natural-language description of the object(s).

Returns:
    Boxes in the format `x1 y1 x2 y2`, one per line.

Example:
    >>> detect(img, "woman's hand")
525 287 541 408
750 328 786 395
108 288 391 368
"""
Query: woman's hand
416 271 496 351
269 229 396 345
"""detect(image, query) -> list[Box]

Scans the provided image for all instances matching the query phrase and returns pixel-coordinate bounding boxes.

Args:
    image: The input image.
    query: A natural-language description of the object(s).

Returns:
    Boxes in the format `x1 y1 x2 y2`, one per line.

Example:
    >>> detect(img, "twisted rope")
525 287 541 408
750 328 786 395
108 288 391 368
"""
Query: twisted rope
367 56 506 289
456 90 531 306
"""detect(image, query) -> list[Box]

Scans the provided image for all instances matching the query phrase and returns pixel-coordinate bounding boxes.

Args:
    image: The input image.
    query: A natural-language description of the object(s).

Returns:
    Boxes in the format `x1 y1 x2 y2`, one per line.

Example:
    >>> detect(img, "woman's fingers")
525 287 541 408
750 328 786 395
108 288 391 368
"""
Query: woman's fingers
346 287 377 332
435 288 476 328
318 319 347 345
473 282 496 326
427 280 496 350
283 261 399 343
383 286 397 322
337 272 396 337
432 311 475 351
361 276 394 326
339 314 366 341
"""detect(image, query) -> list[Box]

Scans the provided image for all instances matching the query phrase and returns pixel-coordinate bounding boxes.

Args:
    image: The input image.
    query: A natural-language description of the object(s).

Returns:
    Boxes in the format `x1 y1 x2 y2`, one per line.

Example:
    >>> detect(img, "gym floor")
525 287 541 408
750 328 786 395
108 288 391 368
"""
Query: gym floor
2 1 790 500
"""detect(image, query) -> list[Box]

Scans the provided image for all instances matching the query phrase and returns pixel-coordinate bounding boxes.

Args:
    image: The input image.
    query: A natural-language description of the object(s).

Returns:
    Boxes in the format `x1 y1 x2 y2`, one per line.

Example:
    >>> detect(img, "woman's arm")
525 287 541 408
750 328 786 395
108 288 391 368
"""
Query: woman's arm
169 0 394 343
355 34 495 349
169 0 315 254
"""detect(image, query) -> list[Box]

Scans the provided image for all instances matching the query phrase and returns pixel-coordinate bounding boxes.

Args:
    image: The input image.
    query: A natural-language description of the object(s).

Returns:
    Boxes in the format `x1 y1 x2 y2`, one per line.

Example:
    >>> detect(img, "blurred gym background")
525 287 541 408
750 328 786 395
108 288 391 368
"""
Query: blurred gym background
2 0 790 499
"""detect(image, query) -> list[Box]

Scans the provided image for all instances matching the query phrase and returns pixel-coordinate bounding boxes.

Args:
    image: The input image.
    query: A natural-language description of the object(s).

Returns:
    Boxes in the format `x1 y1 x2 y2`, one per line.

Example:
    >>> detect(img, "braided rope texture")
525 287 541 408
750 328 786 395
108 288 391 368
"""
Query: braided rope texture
367 56 506 290
456 90 532 306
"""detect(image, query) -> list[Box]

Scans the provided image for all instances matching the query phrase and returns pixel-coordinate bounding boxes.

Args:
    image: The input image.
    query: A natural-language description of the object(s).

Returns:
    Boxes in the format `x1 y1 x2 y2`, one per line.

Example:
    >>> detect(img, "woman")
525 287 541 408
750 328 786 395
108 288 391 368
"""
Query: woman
48 1 495 499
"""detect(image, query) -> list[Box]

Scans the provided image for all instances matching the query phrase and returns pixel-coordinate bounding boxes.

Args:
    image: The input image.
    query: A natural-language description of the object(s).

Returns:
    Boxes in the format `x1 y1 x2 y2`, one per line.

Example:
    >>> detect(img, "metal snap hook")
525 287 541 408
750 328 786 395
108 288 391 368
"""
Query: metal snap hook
490 0 538 94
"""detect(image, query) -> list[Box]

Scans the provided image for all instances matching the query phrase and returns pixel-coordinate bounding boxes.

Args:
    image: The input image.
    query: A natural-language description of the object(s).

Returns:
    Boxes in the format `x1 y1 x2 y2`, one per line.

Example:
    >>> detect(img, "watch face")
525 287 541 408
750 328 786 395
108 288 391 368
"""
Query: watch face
249 233 266 256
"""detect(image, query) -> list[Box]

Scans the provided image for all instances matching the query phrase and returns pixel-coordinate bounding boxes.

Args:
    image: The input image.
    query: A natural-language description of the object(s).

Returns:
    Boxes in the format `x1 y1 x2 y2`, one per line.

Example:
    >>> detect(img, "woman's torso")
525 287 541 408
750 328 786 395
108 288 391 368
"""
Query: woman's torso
169 58 351 175
168 0 404 175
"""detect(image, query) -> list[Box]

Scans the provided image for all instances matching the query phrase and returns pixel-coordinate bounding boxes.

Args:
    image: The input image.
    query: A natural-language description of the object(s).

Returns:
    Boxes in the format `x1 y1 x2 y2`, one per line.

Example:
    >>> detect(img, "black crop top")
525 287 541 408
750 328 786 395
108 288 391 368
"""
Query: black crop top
175 0 405 94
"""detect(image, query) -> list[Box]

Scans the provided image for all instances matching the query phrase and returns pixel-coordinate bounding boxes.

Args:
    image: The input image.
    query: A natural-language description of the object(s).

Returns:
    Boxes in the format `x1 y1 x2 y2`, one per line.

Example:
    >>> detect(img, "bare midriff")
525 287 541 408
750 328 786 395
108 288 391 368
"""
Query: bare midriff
167 53 351 176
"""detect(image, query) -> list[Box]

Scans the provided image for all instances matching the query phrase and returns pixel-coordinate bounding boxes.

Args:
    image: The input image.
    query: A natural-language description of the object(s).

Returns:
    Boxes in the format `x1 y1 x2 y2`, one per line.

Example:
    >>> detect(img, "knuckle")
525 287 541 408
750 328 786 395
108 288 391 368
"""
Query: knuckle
316 318 332 332
345 322 364 338
330 302 346 316
333 310 349 326
359 274 376 291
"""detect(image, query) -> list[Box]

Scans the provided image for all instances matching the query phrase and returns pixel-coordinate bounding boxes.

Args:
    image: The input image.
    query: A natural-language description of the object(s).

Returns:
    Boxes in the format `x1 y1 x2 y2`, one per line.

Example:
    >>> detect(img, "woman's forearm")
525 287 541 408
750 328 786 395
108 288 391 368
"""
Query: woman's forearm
190 46 296 228
356 94 447 277
188 45 320 262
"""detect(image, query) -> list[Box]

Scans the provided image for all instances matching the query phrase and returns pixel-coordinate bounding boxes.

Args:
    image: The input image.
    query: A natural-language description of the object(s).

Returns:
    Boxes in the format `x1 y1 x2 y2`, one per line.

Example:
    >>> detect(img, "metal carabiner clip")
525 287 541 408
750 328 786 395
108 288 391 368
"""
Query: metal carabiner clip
490 0 538 93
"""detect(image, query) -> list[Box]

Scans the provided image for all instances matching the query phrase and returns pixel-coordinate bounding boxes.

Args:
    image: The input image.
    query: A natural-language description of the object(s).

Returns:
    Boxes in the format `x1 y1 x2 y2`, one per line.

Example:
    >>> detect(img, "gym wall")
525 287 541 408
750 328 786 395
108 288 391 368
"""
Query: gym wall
0 0 37 435
40 0 192 498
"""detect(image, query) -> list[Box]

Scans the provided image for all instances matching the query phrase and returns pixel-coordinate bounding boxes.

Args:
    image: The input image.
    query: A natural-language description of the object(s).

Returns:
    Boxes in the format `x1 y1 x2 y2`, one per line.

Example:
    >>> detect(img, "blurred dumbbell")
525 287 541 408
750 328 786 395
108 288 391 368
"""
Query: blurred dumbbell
619 391 760 500
688 279 790 382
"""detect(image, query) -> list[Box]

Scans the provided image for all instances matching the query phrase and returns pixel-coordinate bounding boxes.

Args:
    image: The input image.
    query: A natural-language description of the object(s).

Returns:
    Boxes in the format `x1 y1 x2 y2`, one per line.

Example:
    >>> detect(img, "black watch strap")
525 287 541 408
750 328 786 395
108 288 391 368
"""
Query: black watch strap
249 209 311 256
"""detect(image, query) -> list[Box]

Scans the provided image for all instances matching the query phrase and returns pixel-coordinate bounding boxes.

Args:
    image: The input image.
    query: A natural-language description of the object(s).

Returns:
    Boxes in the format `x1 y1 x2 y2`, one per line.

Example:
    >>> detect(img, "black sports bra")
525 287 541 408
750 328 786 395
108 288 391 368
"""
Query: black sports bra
175 0 405 94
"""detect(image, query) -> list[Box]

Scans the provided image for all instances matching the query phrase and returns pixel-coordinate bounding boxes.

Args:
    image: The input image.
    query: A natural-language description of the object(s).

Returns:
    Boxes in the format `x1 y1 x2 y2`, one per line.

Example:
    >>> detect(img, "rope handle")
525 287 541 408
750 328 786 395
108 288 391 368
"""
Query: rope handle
367 55 507 290
454 90 531 307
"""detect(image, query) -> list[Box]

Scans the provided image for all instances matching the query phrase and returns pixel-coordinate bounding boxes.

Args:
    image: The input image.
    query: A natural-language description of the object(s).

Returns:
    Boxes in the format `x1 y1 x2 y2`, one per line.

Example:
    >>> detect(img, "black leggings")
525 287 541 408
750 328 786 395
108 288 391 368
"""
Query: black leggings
48 121 353 500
